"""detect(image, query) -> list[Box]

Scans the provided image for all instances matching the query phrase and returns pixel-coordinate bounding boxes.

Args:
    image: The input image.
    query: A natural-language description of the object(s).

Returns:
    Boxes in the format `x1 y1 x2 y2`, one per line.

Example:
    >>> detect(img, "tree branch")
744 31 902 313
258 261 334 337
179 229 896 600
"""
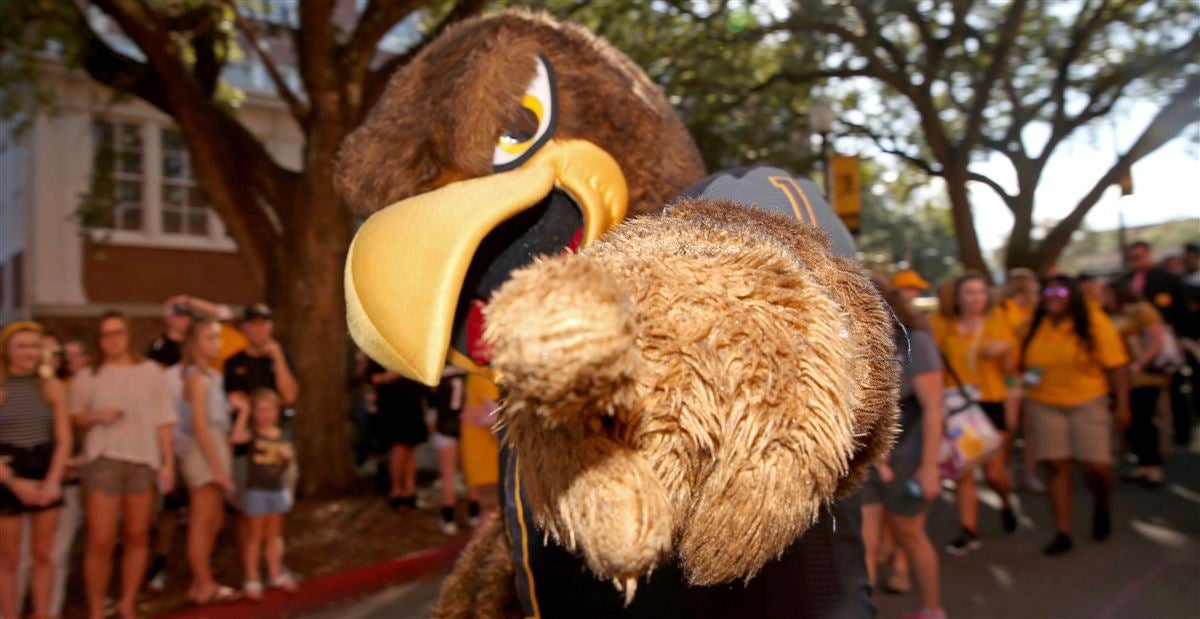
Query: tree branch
967 171 1016 208
1039 31 1200 163
223 0 310 126
296 0 337 122
57 1 170 111
1034 73 1200 267
784 15 914 98
342 0 422 75
850 2 909 76
961 0 1028 150
361 0 489 118
841 119 941 177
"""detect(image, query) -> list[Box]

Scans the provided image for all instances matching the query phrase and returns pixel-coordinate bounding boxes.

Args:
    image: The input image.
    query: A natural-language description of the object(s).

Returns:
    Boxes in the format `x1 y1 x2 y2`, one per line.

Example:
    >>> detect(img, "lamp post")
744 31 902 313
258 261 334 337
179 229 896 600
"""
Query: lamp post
809 96 835 197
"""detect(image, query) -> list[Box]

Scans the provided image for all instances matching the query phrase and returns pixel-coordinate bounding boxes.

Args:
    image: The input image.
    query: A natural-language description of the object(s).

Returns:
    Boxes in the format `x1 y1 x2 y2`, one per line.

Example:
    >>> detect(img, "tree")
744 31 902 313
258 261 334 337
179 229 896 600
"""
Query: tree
1 0 488 495
537 0 830 174
782 0 1200 277
855 163 962 286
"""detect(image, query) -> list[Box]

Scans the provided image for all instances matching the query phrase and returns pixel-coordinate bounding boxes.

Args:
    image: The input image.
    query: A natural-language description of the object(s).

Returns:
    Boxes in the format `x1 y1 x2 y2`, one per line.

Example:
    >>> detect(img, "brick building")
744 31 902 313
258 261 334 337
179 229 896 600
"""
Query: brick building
0 57 298 346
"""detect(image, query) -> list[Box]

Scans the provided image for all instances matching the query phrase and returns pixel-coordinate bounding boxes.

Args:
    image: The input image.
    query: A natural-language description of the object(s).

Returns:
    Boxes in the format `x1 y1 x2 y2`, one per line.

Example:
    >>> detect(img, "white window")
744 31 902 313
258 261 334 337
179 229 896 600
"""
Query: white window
91 120 145 231
160 128 210 237
89 117 234 252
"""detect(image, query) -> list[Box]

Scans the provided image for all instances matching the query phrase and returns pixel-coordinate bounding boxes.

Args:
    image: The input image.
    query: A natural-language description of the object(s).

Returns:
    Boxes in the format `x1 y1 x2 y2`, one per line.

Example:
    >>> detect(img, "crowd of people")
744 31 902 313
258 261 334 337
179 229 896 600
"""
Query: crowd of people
861 241 1200 619
0 283 508 618
0 296 303 619
1 240 1197 619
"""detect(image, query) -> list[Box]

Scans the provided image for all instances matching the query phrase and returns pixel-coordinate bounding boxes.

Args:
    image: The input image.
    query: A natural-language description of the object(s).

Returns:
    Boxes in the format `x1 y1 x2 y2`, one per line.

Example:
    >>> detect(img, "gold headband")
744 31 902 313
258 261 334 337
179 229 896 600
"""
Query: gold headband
0 320 44 346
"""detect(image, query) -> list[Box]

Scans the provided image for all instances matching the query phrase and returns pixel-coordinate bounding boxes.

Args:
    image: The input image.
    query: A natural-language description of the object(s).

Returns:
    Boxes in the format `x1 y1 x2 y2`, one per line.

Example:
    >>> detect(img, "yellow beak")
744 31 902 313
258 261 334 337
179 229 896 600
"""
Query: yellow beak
345 139 629 385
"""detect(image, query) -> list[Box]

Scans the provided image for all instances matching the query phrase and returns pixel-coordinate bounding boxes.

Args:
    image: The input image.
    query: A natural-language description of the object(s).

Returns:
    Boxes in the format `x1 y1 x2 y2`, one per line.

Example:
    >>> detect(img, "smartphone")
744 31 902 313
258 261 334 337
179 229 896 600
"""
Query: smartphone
905 478 924 499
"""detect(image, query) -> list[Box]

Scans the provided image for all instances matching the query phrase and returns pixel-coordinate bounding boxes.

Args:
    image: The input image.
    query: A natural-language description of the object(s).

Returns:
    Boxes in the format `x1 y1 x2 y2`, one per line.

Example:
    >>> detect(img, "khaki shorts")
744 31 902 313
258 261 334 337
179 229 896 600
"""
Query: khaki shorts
1027 397 1113 464
82 457 156 496
180 435 233 489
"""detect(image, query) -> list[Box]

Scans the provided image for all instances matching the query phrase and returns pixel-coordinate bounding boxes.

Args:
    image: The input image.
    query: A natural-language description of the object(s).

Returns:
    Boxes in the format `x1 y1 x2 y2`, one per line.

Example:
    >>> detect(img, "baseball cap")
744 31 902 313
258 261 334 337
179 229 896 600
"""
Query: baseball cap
891 270 930 290
677 166 857 259
243 303 274 321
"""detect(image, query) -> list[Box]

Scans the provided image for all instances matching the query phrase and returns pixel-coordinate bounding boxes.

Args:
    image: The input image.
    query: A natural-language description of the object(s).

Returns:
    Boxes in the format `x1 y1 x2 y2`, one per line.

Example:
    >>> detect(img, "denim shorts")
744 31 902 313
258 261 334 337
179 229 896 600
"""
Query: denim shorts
243 488 291 516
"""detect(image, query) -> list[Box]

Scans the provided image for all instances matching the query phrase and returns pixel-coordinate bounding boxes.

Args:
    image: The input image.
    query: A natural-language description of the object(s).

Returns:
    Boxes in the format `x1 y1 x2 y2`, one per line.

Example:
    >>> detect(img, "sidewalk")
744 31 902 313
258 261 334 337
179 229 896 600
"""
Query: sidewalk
157 542 465 619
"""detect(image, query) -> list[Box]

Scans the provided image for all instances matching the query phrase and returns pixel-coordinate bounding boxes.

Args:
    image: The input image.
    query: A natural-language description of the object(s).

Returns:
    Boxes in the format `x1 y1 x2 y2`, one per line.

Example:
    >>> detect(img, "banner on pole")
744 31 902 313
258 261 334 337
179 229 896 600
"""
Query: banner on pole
829 155 862 233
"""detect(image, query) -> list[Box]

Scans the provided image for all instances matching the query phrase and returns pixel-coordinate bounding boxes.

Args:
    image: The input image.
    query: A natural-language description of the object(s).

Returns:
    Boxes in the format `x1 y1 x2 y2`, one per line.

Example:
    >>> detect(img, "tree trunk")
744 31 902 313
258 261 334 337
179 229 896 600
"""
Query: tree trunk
1004 192 1037 272
943 165 992 280
271 185 354 497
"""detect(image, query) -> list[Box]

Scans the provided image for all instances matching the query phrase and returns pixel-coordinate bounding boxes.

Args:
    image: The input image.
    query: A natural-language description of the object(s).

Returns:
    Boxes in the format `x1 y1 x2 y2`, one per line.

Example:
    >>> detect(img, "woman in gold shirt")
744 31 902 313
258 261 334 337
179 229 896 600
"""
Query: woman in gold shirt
1021 275 1129 556
933 272 1018 556
998 267 1044 493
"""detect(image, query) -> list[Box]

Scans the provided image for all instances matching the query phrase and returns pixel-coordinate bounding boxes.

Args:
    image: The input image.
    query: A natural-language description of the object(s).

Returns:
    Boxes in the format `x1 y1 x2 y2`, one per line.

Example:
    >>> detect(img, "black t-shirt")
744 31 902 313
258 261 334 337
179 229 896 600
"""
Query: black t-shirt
365 359 427 415
147 334 183 367
432 368 466 438
223 349 297 397
224 349 298 435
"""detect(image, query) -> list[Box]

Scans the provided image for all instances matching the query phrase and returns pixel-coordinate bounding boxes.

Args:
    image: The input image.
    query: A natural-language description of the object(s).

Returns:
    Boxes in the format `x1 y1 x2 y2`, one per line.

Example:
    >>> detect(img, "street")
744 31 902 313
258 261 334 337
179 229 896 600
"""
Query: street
303 445 1200 619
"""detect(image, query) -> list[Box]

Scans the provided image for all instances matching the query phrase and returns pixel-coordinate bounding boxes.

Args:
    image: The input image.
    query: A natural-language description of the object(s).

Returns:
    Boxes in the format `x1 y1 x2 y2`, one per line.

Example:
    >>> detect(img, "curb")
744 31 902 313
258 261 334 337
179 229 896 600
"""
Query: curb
157 541 466 619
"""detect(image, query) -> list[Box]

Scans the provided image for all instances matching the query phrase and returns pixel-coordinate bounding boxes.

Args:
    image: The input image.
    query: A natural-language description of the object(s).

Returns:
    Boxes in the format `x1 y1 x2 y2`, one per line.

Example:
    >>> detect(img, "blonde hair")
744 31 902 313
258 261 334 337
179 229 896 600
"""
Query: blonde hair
0 320 52 405
180 318 220 373
250 388 281 410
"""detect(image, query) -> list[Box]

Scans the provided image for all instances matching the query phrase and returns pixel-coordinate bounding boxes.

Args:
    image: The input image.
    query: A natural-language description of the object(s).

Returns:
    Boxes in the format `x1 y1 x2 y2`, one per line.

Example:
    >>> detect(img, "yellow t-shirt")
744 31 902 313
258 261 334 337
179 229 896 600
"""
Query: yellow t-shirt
928 313 950 340
997 298 1034 341
1113 302 1168 389
933 312 1017 403
214 323 248 372
1023 310 1129 407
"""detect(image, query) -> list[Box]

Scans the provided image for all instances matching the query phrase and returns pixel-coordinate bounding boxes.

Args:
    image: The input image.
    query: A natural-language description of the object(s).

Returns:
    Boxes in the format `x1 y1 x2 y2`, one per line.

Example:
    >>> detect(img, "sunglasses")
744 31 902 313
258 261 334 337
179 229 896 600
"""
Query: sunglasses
1042 286 1071 299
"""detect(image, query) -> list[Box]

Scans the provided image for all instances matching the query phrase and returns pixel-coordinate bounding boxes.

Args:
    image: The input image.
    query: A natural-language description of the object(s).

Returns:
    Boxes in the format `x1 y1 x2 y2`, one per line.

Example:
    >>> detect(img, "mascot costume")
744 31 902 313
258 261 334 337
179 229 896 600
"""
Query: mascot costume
335 9 899 618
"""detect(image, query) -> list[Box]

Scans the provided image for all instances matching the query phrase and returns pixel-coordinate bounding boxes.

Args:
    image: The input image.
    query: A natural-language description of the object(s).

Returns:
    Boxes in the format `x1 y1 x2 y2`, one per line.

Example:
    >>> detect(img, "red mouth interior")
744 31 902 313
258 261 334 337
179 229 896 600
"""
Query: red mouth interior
464 227 583 366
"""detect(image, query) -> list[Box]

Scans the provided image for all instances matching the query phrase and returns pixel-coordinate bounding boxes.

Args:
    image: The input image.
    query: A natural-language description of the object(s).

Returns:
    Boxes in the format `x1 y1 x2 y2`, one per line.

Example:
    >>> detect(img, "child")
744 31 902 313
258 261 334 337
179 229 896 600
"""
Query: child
230 388 298 600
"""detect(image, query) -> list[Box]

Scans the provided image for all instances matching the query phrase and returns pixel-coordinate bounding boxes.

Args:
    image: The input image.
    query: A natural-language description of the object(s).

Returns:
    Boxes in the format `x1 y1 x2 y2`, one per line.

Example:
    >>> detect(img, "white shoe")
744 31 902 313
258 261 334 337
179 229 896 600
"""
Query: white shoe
1024 473 1046 494
440 520 459 535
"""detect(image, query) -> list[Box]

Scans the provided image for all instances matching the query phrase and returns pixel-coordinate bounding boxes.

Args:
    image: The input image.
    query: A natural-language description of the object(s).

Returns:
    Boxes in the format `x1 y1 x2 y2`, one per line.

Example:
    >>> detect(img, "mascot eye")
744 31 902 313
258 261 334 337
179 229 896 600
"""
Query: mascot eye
499 101 541 149
493 55 558 171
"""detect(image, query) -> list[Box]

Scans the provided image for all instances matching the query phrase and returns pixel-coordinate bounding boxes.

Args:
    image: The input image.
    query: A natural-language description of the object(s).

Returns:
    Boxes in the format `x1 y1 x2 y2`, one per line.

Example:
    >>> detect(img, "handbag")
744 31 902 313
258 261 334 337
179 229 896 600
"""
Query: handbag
937 351 1002 480
1145 324 1185 375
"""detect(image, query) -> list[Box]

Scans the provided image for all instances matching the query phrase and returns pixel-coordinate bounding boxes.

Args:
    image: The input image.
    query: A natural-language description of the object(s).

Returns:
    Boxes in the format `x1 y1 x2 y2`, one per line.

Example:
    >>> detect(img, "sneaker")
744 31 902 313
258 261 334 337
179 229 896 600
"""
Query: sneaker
269 572 299 593
1024 472 1046 494
467 500 481 528
1001 507 1018 534
945 530 980 556
1042 532 1073 556
902 608 947 619
146 570 166 593
440 520 459 535
1093 508 1112 541
244 580 264 602
144 554 167 591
